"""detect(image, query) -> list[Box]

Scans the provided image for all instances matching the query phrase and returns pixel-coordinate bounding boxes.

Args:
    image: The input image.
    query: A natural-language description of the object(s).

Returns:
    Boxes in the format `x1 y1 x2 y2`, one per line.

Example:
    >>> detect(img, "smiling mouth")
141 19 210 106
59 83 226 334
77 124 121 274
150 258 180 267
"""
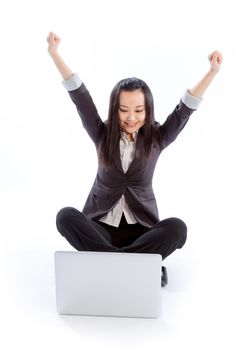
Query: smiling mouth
125 122 137 128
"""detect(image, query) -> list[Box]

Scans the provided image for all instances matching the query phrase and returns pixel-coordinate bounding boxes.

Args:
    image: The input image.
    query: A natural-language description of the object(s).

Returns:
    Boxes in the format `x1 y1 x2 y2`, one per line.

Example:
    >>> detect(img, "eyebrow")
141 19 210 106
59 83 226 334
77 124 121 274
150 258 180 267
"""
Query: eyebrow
120 105 144 108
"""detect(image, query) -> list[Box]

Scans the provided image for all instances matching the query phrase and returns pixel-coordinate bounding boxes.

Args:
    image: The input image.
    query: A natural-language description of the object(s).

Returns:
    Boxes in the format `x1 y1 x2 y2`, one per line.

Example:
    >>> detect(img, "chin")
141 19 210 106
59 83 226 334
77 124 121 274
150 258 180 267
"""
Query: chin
125 126 137 131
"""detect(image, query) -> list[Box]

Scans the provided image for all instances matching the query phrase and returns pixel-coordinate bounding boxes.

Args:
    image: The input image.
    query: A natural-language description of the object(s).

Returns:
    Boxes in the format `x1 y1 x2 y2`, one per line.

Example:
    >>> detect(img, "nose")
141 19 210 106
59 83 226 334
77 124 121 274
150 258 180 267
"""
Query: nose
126 114 136 121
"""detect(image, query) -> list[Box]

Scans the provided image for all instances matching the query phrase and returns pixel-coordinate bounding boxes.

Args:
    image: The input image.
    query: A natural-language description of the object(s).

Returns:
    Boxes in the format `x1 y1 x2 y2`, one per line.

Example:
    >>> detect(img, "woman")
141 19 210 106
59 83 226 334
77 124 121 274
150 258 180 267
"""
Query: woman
47 32 222 286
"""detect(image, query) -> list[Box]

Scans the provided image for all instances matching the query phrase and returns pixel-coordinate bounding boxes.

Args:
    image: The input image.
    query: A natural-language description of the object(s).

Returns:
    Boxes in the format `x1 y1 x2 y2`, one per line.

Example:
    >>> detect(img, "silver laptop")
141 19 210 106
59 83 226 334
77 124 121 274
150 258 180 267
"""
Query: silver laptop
54 251 162 318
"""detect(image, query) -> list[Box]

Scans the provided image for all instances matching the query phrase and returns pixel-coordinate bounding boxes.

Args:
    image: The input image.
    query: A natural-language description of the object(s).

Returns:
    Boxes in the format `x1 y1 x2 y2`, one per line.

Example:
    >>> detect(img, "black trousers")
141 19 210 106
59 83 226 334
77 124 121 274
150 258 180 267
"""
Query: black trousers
56 207 187 261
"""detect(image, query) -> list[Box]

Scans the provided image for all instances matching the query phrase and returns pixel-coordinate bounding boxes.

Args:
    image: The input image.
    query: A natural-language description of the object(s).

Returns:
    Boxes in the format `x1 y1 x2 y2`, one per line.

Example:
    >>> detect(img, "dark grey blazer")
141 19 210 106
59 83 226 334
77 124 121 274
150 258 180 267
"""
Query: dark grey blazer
67 83 197 227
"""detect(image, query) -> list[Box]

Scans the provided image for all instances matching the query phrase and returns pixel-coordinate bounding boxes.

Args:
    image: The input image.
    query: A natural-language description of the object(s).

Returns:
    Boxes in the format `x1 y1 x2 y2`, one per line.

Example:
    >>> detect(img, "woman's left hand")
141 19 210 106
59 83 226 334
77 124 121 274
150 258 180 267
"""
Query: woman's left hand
208 50 223 73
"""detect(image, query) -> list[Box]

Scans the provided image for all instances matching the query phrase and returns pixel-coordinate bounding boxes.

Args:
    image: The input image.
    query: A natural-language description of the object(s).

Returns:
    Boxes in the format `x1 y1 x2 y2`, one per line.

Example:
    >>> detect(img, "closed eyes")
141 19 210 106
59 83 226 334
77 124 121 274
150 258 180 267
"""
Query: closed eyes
119 108 144 113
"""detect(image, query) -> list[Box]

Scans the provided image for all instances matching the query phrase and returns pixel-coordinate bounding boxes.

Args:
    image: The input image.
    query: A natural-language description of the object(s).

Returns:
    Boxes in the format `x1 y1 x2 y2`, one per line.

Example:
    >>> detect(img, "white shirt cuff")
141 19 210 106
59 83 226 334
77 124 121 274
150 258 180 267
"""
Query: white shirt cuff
62 73 82 91
181 89 203 110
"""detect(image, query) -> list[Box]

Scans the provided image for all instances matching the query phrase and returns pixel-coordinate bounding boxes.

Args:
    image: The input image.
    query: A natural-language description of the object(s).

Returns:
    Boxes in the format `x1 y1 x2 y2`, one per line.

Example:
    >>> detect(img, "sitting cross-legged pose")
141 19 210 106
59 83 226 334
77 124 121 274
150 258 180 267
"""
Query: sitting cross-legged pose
47 32 222 286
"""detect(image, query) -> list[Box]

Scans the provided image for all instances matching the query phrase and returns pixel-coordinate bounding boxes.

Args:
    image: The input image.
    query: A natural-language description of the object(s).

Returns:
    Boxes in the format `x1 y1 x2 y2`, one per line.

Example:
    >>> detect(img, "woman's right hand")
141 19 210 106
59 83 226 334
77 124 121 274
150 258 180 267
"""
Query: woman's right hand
47 31 61 56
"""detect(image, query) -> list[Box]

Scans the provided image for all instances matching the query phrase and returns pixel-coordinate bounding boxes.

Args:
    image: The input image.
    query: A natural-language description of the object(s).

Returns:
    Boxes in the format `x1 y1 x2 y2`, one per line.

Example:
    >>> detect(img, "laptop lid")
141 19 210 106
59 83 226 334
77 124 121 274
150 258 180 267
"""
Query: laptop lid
54 251 162 318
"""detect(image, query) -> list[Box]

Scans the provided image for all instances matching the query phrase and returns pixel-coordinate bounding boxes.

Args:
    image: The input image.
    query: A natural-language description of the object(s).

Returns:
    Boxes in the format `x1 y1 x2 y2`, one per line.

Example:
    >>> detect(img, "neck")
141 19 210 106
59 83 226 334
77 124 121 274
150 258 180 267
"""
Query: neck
127 133 134 142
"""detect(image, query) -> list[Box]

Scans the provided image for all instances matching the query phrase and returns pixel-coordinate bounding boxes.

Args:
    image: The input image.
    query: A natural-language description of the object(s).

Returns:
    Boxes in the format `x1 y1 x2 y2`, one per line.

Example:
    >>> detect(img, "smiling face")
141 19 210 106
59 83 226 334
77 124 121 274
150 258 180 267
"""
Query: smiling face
118 89 146 138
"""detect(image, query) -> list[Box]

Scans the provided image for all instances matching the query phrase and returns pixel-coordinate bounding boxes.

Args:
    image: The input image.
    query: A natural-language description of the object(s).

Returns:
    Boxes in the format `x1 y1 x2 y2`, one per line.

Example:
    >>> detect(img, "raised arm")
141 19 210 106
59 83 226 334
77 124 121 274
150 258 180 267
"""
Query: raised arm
188 50 223 98
47 32 74 80
159 50 223 149
47 32 104 145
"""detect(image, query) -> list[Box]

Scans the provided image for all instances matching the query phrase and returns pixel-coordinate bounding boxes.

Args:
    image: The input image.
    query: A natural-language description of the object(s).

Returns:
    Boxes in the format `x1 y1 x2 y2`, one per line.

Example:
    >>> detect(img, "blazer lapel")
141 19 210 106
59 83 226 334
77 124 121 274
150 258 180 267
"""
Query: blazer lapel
114 144 124 173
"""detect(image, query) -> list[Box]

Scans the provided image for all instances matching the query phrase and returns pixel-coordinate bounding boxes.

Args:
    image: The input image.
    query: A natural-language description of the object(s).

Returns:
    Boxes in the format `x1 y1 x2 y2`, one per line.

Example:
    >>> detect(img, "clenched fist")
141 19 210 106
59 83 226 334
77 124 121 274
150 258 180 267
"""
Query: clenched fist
208 50 223 73
47 32 61 56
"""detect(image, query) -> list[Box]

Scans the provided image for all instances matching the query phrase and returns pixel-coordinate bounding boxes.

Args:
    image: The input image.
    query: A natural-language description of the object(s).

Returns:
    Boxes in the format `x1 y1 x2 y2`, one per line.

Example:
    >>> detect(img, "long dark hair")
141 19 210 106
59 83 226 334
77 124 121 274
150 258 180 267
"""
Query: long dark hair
98 77 162 167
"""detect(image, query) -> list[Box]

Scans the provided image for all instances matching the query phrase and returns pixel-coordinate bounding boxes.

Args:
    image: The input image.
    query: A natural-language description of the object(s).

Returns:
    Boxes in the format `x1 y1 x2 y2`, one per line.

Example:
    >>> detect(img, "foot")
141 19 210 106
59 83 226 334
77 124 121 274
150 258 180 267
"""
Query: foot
161 266 168 287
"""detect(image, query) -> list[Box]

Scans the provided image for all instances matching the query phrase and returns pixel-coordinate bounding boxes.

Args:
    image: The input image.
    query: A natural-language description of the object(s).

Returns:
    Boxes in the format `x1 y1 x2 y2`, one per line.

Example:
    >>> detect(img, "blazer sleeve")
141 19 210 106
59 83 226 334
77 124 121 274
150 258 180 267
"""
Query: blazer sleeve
159 90 202 150
63 74 105 146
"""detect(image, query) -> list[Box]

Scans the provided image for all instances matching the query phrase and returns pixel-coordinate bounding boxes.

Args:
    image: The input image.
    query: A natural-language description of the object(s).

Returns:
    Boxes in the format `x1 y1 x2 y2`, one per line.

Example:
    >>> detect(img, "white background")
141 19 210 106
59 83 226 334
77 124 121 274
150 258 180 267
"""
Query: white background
0 0 251 349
